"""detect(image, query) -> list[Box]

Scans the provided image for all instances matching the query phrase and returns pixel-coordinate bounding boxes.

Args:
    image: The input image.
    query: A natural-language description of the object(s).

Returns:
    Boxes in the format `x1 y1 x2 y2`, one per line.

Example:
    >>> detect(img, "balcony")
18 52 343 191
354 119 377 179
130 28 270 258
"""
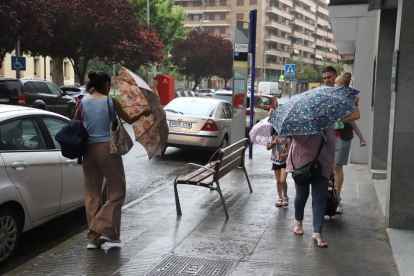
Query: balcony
203 4 231 12
293 55 314 64
266 61 285 70
315 38 326 47
208 19 231 26
279 0 294 8
265 34 292 45
315 49 327 57
317 5 329 16
326 42 337 49
185 19 231 28
326 32 334 39
265 21 292 33
291 5 316 20
301 0 317 9
315 28 326 37
327 52 338 59
290 19 315 31
267 49 291 59
292 43 315 54
316 17 328 26
314 59 324 66
266 6 293 20
292 31 315 43
185 6 203 14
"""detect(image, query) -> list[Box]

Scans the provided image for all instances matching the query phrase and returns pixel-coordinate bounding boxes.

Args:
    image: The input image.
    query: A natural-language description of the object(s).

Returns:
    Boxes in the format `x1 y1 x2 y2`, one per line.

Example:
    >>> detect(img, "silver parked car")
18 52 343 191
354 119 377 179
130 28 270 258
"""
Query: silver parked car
164 98 232 150
0 105 84 263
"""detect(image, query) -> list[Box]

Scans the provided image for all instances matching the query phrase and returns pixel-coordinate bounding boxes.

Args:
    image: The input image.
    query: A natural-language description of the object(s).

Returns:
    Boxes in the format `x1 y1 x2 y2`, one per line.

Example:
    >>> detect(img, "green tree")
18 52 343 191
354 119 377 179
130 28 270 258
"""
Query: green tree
129 0 187 54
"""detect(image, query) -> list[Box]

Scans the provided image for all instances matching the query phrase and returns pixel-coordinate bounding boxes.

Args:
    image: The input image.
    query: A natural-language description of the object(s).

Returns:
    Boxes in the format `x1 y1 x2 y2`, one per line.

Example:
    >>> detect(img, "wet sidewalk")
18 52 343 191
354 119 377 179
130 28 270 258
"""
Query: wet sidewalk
6 146 398 276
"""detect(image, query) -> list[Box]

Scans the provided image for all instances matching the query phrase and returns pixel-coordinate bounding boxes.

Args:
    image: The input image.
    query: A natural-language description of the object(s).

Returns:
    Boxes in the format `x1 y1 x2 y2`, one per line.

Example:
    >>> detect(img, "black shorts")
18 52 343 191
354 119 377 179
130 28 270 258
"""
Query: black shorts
271 163 286 171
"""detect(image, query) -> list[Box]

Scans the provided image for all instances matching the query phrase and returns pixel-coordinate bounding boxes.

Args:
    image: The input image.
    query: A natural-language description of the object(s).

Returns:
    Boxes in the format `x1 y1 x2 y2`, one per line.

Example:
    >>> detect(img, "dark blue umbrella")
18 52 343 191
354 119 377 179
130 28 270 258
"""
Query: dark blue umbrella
268 86 359 136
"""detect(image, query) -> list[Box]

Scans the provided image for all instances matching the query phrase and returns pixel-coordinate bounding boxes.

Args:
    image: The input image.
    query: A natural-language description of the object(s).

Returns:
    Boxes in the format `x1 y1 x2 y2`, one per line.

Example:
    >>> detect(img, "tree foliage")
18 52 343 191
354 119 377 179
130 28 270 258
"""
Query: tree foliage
129 0 188 54
4 0 163 85
0 0 51 69
172 30 233 91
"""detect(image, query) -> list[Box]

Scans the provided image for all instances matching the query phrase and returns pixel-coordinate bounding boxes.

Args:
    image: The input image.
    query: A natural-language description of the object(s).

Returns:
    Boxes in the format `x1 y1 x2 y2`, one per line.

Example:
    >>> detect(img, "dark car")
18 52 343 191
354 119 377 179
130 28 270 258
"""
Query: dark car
0 78 76 117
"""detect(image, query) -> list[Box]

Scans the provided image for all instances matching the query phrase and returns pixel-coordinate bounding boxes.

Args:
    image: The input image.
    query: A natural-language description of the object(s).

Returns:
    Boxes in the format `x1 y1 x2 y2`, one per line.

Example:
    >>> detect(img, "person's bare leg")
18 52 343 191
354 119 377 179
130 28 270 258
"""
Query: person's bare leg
334 164 344 199
350 121 363 139
275 170 283 207
279 168 288 205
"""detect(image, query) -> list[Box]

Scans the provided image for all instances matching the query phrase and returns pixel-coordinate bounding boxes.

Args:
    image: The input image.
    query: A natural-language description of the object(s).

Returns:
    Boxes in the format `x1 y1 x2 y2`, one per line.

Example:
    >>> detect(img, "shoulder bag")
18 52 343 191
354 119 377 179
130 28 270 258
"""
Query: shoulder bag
290 133 325 186
107 97 134 155
55 96 88 164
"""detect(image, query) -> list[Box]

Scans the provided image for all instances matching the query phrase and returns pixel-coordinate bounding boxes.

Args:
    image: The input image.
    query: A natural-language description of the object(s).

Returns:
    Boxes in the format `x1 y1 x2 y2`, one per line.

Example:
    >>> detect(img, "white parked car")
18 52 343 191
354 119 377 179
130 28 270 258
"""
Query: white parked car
0 105 84 263
164 98 232 151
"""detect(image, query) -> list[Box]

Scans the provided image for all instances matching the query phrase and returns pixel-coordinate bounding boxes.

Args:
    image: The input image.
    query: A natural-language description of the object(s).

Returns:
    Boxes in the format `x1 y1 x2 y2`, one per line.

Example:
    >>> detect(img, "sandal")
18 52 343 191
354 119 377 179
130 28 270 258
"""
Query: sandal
282 197 289 207
312 234 328 248
275 199 283 207
294 221 303 235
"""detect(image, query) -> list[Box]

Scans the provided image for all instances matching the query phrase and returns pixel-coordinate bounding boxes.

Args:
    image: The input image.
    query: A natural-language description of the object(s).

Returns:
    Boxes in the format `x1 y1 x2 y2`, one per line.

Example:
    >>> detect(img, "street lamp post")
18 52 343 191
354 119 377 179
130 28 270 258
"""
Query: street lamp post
263 50 271 82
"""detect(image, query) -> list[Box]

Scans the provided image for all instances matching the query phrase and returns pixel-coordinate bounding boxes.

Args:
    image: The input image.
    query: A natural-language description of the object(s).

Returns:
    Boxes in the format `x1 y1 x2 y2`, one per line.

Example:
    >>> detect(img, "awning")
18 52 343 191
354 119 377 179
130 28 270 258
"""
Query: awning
315 54 323 60
293 49 299 54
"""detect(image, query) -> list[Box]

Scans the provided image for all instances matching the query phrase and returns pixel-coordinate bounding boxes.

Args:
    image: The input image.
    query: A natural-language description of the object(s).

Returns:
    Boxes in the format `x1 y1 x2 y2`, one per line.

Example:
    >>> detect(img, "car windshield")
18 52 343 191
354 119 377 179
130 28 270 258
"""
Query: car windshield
260 97 272 105
213 94 232 104
165 100 216 117
0 81 21 97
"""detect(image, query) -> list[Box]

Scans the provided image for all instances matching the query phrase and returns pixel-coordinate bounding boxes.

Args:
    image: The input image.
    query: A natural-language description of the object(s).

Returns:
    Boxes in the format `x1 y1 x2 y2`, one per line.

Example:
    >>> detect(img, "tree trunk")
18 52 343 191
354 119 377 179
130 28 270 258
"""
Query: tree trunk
51 56 64 86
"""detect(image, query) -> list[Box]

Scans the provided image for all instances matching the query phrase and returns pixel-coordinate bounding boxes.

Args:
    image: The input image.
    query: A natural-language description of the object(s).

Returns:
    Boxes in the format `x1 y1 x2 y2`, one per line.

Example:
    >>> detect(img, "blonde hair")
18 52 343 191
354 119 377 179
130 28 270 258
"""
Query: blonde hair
338 72 353 87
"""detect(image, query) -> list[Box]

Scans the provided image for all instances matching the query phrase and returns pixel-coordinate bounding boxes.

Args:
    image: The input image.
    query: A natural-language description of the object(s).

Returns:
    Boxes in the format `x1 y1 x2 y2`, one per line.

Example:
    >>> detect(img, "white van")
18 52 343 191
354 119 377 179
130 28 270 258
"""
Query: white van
258 82 281 98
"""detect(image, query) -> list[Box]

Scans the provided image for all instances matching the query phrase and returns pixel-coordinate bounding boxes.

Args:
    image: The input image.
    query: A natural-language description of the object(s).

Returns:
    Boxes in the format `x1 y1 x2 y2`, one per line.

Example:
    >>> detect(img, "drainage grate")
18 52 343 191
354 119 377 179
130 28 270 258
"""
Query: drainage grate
142 255 236 276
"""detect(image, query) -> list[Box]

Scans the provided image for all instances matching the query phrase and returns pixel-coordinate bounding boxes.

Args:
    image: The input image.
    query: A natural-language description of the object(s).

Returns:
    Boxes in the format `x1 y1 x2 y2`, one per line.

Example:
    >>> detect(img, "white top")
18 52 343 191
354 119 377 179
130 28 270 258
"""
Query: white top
271 136 291 165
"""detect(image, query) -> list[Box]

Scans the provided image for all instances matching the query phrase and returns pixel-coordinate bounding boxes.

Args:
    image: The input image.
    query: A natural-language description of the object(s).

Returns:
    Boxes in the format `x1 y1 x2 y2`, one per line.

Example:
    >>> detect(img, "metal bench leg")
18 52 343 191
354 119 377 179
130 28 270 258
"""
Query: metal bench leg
174 182 182 215
242 165 253 193
216 180 229 219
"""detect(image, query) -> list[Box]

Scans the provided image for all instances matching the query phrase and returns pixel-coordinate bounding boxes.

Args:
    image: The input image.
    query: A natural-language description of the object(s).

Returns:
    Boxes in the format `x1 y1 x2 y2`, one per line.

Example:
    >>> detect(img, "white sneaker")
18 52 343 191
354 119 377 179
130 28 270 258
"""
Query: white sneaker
99 235 121 244
87 243 101 249
336 205 343 214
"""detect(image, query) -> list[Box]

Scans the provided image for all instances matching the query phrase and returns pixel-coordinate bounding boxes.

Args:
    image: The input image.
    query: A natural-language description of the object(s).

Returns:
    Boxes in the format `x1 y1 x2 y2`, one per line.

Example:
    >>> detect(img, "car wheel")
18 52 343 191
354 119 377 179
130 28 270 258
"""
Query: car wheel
220 137 228 149
0 208 22 264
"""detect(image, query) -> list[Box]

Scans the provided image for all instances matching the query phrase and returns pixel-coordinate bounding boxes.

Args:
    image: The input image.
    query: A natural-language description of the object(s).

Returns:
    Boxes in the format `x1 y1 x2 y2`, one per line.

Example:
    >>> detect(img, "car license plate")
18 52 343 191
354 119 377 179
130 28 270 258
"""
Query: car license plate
0 98 9 103
170 121 192 129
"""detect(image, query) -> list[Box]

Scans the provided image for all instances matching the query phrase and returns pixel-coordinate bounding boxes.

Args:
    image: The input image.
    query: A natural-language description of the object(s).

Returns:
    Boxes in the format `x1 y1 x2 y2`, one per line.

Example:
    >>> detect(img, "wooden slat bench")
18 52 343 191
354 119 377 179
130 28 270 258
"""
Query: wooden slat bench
173 138 252 219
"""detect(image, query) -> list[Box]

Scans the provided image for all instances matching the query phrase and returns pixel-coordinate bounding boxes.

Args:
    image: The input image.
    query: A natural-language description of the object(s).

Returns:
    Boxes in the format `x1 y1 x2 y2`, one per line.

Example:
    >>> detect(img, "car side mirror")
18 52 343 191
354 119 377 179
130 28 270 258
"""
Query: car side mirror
61 90 67 96
264 106 270 111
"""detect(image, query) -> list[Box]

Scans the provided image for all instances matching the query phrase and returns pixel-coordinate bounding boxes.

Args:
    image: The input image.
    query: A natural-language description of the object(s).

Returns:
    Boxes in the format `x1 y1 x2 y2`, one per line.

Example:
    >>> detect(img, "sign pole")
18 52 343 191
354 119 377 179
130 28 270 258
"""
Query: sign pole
248 9 257 160
16 39 20 79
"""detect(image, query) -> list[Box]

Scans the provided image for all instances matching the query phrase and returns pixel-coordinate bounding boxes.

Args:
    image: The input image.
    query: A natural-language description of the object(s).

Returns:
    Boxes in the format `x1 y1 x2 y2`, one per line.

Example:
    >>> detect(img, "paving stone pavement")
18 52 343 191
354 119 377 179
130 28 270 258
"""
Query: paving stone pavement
6 146 398 276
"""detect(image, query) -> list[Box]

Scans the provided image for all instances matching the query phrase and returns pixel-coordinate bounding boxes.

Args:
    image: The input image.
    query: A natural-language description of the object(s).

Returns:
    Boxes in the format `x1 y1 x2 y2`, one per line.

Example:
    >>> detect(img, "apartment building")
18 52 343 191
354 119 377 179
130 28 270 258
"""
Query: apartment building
175 0 341 81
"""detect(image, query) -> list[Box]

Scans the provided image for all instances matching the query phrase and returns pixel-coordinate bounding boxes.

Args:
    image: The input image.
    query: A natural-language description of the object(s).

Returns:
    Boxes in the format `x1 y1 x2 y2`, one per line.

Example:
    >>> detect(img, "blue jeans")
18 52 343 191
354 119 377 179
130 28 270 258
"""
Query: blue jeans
294 176 329 233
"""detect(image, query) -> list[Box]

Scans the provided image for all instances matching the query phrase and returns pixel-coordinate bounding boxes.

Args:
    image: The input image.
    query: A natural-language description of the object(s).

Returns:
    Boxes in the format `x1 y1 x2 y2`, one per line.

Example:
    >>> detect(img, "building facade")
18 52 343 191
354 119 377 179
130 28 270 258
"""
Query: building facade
0 53 75 86
175 0 341 82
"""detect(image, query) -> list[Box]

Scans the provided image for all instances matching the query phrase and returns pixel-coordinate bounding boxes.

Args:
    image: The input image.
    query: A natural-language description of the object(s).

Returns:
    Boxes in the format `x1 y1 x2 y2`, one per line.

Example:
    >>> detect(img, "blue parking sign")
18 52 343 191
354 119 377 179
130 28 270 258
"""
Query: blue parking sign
285 64 295 77
11 57 26 71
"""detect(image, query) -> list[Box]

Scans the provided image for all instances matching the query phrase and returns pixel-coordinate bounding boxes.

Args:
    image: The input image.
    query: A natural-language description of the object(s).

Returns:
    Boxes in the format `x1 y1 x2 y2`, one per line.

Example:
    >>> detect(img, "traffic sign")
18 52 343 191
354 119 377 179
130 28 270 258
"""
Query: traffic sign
11 57 26 71
285 64 295 77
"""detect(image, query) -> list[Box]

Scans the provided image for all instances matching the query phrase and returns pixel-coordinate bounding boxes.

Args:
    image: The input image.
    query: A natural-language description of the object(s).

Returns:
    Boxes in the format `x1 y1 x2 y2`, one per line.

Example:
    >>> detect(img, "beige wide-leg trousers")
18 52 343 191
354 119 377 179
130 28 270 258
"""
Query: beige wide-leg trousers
82 142 126 243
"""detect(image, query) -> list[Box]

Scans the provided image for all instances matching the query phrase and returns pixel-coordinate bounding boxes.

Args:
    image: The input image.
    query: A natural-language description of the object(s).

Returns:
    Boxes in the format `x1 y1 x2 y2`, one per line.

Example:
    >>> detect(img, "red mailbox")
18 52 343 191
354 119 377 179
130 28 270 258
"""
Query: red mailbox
154 75 174 106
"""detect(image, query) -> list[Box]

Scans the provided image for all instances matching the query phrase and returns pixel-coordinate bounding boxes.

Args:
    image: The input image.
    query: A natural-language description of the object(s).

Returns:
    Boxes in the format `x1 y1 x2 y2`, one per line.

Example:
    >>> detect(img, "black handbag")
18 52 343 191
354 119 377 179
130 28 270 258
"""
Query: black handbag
290 133 325 186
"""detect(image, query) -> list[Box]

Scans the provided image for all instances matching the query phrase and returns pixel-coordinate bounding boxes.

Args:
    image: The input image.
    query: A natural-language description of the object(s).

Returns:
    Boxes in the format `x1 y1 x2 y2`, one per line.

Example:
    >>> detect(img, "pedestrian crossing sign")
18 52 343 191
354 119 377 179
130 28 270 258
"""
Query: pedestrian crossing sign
285 64 295 77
